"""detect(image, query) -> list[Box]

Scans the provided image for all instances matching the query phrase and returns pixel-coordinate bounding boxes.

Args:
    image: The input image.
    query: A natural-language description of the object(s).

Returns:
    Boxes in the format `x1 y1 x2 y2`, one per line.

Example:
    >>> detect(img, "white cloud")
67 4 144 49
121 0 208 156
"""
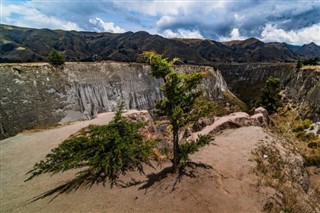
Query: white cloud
89 18 125 33
162 29 203 39
260 24 320 45
2 4 83 31
219 28 247 41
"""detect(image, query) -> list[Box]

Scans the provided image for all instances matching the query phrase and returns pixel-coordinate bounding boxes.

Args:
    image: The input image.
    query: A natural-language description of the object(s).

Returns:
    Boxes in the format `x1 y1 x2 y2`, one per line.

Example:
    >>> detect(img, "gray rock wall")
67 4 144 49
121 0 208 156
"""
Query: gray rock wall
216 63 294 106
0 62 230 139
285 69 320 120
217 63 320 119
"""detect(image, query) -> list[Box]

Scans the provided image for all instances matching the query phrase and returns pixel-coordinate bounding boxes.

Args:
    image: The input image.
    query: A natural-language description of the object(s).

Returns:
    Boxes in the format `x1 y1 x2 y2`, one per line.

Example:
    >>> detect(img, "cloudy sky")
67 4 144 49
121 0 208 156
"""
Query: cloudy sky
1 0 320 45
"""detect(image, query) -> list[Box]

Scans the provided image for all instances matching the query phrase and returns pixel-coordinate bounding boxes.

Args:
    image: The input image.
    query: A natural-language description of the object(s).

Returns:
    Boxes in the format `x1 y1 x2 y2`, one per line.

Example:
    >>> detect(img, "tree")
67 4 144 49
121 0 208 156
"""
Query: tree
259 77 281 113
143 51 212 173
296 59 302 69
26 103 155 188
48 49 65 65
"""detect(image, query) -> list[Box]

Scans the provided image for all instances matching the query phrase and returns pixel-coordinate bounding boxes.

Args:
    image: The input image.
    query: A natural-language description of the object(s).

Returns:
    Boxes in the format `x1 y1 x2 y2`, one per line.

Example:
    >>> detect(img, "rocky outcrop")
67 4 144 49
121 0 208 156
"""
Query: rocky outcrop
0 62 232 139
189 107 270 140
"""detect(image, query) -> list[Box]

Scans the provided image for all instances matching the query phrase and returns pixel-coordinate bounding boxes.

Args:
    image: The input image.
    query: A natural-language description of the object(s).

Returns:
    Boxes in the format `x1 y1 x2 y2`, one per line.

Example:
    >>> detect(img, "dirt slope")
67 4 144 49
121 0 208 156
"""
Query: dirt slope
0 113 295 213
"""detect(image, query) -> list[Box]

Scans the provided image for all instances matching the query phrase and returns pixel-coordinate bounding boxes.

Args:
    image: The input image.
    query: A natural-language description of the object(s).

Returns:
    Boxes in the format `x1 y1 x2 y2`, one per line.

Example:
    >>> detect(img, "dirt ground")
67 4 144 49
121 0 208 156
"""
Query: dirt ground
1 112 282 213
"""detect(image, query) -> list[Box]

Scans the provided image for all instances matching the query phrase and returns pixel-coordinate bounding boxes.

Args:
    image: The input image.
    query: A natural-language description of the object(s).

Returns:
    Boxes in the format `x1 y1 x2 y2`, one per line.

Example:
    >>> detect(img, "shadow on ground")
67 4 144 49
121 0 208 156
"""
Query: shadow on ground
29 161 212 203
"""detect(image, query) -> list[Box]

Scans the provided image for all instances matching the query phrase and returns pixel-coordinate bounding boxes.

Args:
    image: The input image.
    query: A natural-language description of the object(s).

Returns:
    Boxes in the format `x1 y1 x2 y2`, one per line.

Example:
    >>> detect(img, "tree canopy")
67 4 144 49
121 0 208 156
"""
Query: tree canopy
48 49 65 65
143 51 212 173
26 104 155 188
259 77 281 113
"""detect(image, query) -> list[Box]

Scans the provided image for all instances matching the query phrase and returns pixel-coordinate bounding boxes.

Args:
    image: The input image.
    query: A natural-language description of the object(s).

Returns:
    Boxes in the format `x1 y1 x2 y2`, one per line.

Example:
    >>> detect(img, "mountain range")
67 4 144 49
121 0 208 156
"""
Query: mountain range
1 24 319 64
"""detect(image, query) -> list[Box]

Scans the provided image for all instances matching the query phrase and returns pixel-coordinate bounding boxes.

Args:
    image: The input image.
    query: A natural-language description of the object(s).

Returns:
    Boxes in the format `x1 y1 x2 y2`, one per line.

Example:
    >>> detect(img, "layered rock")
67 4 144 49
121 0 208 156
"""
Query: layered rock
0 62 232 139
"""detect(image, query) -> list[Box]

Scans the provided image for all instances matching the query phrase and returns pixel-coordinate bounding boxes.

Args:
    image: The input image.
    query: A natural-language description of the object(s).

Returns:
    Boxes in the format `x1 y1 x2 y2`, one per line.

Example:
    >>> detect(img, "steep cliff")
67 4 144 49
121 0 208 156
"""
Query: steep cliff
285 68 320 119
217 63 320 119
0 62 232 139
216 63 294 106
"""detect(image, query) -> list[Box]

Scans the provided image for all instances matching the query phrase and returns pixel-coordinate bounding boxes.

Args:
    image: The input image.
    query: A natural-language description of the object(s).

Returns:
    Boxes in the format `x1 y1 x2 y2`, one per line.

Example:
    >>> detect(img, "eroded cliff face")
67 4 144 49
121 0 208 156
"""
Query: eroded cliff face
0 62 230 139
285 68 320 119
216 63 295 106
217 63 320 119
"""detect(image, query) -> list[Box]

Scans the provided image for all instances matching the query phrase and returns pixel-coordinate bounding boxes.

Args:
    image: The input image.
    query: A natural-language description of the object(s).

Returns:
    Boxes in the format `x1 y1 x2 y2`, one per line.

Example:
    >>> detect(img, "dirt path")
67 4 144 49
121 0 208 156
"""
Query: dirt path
1 113 272 213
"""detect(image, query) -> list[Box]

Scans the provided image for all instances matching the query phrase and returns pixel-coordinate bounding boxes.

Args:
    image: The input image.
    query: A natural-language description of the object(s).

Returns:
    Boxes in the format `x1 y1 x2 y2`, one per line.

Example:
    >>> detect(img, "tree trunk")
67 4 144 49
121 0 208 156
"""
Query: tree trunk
172 127 179 173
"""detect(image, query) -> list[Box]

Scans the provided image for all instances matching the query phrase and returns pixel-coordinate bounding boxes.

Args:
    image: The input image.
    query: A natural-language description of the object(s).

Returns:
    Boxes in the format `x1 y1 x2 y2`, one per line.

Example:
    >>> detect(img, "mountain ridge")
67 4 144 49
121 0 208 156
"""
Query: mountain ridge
1 24 319 64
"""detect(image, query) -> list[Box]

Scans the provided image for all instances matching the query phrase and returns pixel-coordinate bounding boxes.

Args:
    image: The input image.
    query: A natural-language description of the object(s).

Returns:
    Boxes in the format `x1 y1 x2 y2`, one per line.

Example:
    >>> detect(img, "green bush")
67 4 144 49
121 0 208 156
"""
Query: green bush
48 49 65 65
303 119 312 129
26 104 155 187
293 125 304 132
304 154 320 166
179 135 213 166
296 132 317 141
307 142 320 149
259 77 281 113
309 125 314 130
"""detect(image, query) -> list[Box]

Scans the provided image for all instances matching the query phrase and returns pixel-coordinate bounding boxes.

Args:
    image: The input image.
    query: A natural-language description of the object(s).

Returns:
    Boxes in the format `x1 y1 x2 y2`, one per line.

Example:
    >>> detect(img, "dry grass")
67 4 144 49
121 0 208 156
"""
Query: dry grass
301 65 320 72
253 138 320 213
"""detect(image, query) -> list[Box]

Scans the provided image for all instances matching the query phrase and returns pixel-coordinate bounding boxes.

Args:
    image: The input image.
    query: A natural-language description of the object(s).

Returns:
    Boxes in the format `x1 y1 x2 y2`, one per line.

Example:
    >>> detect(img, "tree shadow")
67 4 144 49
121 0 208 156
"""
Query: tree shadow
28 161 212 203
138 161 213 192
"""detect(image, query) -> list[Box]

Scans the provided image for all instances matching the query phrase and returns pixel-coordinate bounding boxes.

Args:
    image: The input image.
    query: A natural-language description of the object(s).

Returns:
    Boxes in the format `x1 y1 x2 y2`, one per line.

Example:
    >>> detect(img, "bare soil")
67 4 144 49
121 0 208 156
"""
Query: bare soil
1 113 275 213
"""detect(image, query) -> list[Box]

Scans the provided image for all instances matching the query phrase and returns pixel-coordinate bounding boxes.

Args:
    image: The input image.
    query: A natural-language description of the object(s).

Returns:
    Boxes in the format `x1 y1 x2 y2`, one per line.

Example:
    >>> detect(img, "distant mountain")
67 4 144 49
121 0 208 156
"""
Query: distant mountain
1 24 319 64
294 42 320 58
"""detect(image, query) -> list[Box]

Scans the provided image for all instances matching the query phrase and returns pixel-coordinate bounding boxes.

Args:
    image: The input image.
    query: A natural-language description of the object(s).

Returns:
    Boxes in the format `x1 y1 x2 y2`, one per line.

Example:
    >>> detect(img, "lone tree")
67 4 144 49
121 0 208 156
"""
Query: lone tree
259 77 281 113
26 104 155 189
143 51 212 173
48 49 65 65
296 59 302 69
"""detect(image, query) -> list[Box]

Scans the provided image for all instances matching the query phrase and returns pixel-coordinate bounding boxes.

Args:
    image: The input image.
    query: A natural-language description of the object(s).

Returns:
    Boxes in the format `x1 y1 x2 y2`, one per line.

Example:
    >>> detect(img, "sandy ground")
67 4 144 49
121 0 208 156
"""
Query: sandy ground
1 112 273 213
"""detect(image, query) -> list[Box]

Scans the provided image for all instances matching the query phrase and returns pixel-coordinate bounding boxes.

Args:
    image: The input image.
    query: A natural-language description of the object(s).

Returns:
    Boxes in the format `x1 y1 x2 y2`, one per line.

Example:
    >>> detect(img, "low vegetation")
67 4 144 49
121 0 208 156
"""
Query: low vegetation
48 49 65 65
26 104 156 187
258 77 281 113
271 106 320 166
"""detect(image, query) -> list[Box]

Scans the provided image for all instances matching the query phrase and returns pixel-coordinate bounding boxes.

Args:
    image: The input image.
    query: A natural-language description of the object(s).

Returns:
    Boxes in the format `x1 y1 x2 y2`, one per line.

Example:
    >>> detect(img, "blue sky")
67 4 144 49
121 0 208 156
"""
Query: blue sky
1 0 320 45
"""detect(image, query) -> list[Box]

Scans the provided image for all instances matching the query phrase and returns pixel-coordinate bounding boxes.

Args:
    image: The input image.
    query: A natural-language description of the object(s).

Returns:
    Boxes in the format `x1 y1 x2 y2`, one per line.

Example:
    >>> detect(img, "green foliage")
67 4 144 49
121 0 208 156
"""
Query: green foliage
303 119 312 129
296 131 316 142
26 104 154 187
193 97 223 118
302 57 319 66
179 135 213 166
259 77 281 113
48 49 65 65
296 59 302 69
143 51 212 172
143 51 179 79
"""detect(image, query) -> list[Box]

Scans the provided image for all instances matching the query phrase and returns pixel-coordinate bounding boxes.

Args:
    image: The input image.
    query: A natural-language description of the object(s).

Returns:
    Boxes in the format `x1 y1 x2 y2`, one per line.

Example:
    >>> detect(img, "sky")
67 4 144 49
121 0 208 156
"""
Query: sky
1 0 320 45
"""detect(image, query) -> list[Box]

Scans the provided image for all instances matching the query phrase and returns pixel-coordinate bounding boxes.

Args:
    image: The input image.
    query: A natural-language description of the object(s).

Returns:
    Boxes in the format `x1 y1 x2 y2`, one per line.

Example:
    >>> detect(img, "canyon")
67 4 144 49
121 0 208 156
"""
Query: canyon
1 61 319 139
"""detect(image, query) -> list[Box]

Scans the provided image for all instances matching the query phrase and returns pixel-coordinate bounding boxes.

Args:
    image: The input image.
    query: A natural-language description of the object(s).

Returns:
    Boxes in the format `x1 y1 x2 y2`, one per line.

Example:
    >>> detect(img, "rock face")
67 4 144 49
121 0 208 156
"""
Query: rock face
285 68 320 119
0 62 231 139
216 63 294 106
217 63 320 119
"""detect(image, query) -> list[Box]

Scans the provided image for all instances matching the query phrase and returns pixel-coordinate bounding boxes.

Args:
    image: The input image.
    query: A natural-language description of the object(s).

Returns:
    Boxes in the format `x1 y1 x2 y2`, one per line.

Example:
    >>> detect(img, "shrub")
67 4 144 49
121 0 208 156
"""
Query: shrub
26 104 155 187
179 135 213 166
48 49 65 65
303 119 312 129
259 77 281 113
310 125 314 130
